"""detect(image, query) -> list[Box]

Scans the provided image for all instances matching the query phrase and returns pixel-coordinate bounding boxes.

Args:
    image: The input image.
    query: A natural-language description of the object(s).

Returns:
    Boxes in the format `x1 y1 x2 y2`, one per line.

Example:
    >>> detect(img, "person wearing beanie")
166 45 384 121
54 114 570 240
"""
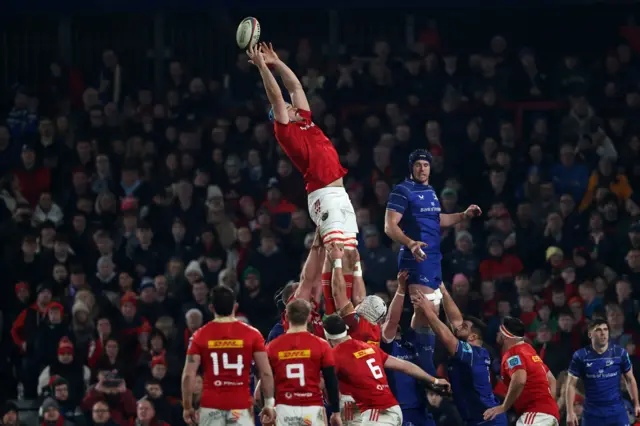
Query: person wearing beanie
40 396 73 426
184 260 204 285
37 337 91 409
137 277 162 325
1 402 20 426
70 300 94 361
116 291 151 367
33 301 72 370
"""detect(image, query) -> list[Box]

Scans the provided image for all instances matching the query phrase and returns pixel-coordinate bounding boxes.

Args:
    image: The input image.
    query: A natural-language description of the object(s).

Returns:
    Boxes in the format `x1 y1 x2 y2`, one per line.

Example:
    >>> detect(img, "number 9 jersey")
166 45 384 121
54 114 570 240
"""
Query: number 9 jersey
187 320 266 410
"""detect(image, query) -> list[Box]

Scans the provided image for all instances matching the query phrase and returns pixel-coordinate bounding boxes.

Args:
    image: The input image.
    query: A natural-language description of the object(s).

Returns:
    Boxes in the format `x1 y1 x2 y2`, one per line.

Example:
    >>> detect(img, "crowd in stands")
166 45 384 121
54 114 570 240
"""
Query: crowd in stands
1 9 640 426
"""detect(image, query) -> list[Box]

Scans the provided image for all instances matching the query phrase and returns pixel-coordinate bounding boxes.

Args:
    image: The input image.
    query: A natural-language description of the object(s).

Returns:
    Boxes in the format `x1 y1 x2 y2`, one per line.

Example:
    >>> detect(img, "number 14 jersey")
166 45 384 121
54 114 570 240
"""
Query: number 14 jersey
267 331 335 406
187 320 266 410
333 339 399 412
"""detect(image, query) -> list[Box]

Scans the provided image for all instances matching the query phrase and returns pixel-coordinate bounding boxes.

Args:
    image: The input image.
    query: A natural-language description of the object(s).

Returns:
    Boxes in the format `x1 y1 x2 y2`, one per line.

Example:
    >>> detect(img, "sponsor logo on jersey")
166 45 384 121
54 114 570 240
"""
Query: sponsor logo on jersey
366 340 380 346
507 355 522 369
532 355 542 363
353 347 375 358
303 415 313 426
208 339 244 349
230 410 242 421
278 349 311 360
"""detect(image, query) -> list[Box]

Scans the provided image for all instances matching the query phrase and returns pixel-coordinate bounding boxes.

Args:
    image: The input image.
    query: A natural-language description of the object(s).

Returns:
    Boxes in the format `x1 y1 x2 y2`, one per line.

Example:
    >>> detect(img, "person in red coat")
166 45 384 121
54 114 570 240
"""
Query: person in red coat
12 144 51 207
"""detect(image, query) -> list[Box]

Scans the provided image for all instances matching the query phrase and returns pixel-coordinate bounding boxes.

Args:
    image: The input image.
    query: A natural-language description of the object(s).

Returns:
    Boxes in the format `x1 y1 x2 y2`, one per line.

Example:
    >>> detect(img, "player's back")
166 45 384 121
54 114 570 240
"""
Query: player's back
501 343 559 419
188 320 264 410
381 330 427 411
274 109 346 192
344 311 381 346
333 338 398 412
388 179 441 257
267 331 332 407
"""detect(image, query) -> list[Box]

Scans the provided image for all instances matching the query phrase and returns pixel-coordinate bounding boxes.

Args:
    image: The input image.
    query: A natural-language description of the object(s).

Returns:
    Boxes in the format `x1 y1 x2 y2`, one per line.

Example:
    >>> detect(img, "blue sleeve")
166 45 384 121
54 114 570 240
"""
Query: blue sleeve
621 348 632 374
266 322 284 343
454 341 474 366
386 184 410 214
568 350 584 378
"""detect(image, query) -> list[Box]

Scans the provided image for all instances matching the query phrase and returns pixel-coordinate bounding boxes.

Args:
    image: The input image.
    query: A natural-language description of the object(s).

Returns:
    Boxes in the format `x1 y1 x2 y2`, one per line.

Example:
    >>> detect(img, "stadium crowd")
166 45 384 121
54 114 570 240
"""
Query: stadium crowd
1 9 640 426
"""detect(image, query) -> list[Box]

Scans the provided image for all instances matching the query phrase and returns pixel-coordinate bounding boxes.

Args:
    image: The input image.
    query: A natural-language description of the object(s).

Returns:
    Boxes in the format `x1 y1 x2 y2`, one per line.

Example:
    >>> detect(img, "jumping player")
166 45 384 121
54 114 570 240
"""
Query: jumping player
412 289 507 426
181 285 276 426
384 149 481 319
483 317 559 426
381 270 437 426
323 314 450 426
247 42 360 314
265 299 342 426
327 242 385 346
565 319 640 426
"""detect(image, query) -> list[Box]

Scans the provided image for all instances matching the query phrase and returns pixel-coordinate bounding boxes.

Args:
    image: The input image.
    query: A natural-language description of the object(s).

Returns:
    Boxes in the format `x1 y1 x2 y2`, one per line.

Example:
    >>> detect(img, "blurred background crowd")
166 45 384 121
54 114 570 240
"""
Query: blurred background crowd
2 3 640 426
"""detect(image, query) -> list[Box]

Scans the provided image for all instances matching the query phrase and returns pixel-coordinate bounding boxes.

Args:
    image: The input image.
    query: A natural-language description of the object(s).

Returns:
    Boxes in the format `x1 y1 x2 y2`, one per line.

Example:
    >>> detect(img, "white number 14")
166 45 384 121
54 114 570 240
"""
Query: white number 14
210 352 243 376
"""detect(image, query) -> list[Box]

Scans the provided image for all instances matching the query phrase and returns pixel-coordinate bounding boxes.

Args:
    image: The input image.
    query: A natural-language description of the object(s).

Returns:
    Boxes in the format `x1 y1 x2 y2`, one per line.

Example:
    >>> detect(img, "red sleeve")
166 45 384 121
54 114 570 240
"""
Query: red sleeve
510 256 524 275
503 350 526 378
321 341 336 368
186 330 202 356
343 312 359 331
297 109 312 120
374 345 389 365
253 329 266 353
11 308 27 349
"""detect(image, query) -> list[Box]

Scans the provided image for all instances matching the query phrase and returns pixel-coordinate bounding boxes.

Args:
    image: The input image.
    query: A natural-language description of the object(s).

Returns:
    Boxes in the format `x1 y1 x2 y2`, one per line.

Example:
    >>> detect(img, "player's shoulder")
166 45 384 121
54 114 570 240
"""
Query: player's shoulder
391 180 413 195
572 346 589 359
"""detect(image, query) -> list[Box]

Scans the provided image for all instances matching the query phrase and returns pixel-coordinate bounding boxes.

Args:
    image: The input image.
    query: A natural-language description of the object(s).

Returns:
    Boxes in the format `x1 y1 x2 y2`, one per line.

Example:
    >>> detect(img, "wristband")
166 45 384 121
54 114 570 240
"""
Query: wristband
433 378 439 385
333 259 342 269
264 397 275 408
462 211 468 220
354 261 362 277
396 292 405 296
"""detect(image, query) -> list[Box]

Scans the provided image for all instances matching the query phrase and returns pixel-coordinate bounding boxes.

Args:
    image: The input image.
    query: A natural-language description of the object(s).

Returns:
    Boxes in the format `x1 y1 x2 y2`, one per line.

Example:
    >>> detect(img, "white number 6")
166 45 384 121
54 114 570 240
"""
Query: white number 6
286 363 305 386
367 358 383 379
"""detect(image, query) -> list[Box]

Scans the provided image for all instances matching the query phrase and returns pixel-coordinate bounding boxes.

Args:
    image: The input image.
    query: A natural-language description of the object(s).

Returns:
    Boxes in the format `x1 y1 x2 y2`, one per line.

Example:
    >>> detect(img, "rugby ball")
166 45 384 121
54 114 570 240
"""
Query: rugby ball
236 17 261 49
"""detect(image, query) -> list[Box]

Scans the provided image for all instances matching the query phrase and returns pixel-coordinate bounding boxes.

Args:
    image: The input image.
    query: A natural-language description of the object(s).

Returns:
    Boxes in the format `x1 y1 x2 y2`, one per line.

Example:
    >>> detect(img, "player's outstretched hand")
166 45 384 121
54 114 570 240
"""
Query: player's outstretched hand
329 412 343 426
182 407 199 425
464 204 482 218
260 42 280 65
410 292 430 313
483 404 506 421
247 44 267 69
407 240 427 262
566 411 579 426
397 270 409 293
432 377 451 393
260 407 276 425
327 242 345 261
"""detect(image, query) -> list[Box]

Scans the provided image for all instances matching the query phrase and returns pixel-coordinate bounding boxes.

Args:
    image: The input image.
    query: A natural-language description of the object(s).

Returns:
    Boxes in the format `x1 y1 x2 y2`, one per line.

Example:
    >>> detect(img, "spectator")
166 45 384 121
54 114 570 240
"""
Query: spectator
81 372 136 426
40 397 74 426
89 401 119 426
132 398 168 426
38 337 91 404
479 235 524 281
0 402 21 426
360 224 396 293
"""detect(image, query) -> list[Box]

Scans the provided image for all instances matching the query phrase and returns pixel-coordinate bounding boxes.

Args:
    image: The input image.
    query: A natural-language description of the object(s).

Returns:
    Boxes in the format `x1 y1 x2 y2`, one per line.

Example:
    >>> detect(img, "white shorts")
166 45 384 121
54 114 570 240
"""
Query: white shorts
425 288 443 306
275 404 326 426
341 395 362 426
308 186 358 249
516 412 559 426
198 407 254 426
360 405 402 426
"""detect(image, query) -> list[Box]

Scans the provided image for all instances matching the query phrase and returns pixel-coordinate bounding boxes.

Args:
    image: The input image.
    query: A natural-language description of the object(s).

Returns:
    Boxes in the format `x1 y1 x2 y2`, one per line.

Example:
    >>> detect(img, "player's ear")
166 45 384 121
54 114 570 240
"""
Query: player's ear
233 302 239 315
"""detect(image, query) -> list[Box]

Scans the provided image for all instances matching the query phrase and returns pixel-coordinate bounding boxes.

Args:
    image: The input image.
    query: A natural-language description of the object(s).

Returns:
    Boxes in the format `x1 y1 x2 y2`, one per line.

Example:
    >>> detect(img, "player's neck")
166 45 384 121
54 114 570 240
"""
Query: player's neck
592 343 609 354
213 315 236 323
504 339 525 351
287 325 308 333
469 339 483 347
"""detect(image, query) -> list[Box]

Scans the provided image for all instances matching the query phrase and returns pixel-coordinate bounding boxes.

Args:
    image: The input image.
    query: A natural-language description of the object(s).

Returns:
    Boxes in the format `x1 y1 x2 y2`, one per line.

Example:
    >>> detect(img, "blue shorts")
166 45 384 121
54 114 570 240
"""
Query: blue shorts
398 257 442 291
582 410 629 426
402 408 435 426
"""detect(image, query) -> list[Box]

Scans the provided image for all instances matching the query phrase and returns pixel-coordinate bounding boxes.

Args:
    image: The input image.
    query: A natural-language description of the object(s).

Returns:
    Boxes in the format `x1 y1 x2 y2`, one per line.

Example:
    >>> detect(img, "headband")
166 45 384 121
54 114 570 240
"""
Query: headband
324 329 348 340
499 324 522 339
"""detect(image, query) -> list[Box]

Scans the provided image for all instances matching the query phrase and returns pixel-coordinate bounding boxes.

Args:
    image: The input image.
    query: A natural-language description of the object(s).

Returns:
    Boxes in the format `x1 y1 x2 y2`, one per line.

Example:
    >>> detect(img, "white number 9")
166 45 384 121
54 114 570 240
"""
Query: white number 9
286 363 305 386
366 358 383 379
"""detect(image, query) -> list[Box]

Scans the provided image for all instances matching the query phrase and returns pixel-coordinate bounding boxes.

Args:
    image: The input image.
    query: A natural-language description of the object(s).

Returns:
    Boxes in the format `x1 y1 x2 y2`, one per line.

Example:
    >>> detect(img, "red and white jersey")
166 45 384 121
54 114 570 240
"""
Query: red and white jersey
343 311 381 347
187 320 265 410
274 109 347 193
332 339 398 412
267 331 335 407
282 295 325 338
500 342 559 420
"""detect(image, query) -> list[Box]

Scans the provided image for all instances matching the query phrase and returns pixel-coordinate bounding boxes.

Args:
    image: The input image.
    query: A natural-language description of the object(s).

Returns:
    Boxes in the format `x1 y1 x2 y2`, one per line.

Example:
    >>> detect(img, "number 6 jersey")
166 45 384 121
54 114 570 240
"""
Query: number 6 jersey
333 339 399 412
187 320 266 410
266 331 335 407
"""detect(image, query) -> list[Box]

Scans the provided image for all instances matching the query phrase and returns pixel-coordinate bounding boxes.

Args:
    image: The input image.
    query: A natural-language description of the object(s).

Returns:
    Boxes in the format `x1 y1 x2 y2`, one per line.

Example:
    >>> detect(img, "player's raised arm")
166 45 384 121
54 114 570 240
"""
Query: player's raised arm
261 43 310 111
381 271 407 343
247 44 289 125
181 354 201 425
296 230 324 302
351 249 366 307
439 284 463 329
327 242 350 312
411 292 458 356
384 186 427 262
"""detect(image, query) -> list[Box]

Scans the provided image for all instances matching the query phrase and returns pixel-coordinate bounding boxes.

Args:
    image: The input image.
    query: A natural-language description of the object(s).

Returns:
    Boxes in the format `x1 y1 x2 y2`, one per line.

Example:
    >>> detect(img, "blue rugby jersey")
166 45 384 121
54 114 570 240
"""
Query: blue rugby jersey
447 341 505 425
386 179 442 261
381 329 436 410
568 344 632 417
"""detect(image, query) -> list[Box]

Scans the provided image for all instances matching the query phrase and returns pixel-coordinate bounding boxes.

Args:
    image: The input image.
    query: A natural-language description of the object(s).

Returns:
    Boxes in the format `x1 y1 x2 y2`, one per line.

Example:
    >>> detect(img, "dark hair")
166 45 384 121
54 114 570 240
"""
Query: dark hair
286 299 311 327
145 378 161 387
210 285 236 316
502 316 525 338
588 318 609 331
557 308 573 318
465 315 487 338
323 314 346 336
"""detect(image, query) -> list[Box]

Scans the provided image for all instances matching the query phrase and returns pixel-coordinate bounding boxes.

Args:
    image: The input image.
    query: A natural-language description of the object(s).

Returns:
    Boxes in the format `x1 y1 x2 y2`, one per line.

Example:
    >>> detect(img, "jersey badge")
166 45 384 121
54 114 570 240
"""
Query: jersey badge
278 350 311 360
353 347 375 359
532 355 542 363
507 355 522 369
461 342 473 353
